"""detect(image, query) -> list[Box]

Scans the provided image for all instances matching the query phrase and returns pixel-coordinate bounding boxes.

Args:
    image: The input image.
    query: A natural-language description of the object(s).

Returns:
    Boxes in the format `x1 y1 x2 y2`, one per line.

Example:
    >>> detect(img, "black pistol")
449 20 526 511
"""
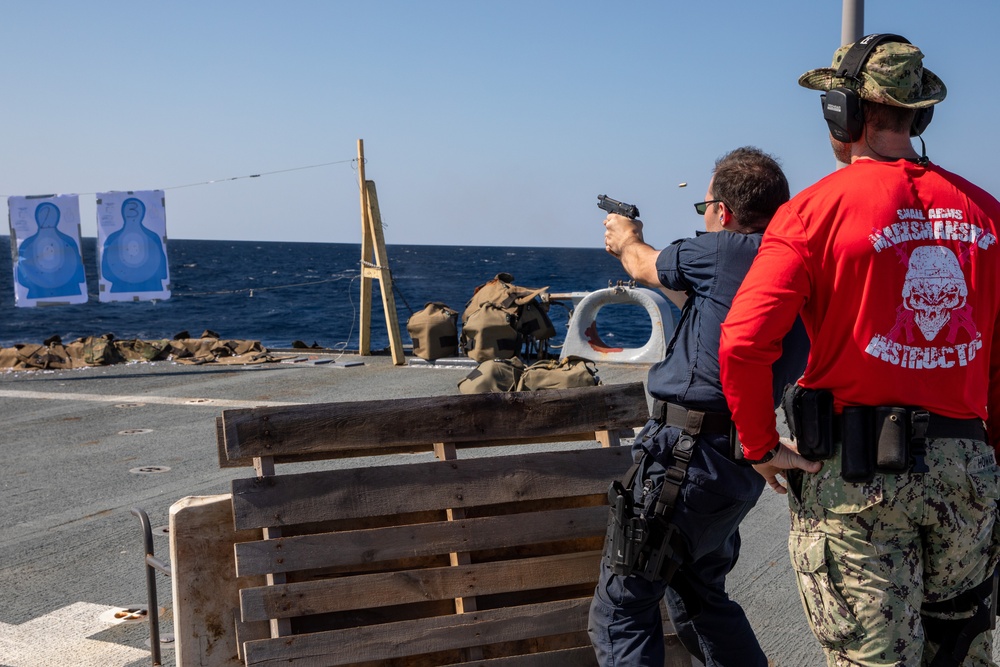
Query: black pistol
597 194 640 220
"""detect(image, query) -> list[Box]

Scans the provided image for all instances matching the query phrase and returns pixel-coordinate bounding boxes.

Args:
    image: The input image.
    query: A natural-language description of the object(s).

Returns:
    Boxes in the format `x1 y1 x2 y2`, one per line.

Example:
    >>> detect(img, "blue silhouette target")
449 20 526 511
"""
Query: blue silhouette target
8 196 88 306
97 191 170 302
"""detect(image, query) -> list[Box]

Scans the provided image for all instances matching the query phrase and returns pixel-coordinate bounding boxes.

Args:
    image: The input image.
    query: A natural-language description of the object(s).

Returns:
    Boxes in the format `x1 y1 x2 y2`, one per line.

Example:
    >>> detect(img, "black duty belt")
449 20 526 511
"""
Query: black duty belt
833 410 986 442
653 400 732 437
920 414 987 441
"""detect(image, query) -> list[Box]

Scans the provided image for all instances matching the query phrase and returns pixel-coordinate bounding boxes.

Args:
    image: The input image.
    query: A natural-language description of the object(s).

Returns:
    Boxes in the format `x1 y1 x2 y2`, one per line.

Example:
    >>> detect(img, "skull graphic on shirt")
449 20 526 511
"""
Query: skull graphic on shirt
901 246 967 341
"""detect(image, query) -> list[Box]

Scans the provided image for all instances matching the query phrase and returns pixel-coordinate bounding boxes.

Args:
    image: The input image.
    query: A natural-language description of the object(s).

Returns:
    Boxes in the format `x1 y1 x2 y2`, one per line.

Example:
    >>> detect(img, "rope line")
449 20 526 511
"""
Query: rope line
393 281 416 316
177 275 353 297
79 274 354 299
163 159 357 191
1 158 358 198
328 274 361 358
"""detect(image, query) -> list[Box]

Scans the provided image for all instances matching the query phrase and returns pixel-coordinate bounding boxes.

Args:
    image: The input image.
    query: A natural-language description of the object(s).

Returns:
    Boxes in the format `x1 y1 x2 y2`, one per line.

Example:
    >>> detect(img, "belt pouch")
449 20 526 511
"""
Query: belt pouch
781 383 801 439
797 388 835 461
875 406 910 472
730 423 746 464
841 406 875 483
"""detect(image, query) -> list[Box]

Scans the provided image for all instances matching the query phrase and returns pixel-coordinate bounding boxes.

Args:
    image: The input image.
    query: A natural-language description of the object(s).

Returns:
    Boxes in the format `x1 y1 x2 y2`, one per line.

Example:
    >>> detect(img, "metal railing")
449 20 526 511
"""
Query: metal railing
130 507 172 667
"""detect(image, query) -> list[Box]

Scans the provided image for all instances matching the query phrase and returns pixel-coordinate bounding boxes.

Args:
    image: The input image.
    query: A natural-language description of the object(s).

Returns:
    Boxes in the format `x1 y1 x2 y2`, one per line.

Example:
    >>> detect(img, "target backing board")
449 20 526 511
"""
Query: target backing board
96 190 171 302
8 195 88 307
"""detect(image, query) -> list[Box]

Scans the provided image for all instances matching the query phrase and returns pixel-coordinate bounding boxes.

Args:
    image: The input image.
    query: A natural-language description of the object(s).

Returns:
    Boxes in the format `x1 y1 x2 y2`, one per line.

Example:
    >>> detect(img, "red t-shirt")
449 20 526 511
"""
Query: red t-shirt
720 159 1000 459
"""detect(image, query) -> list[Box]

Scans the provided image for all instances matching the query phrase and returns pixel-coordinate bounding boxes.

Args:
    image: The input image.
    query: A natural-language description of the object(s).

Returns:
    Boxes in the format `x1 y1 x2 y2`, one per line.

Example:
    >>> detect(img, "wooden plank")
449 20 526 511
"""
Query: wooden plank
433 441 482 664
221 382 648 461
251 455 293 638
219 433 613 469
242 597 592 666
365 180 406 366
235 505 607 577
239 551 601 622
231 447 631 531
215 416 243 468
233 607 269 662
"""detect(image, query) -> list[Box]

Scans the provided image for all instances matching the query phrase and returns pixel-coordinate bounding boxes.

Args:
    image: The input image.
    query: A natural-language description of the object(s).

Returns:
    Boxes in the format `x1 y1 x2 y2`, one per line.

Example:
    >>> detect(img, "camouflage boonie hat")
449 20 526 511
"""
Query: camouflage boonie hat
799 40 946 109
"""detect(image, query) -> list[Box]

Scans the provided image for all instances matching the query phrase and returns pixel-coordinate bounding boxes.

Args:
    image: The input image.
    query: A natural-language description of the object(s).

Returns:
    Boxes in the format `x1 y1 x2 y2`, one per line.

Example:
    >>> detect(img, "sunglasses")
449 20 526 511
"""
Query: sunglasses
694 200 724 215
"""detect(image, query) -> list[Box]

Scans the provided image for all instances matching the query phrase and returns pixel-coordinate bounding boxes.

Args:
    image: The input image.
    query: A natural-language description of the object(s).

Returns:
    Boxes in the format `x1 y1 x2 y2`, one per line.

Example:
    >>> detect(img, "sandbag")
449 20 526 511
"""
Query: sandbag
0 333 271 370
516 357 600 391
461 304 520 362
170 337 270 365
407 302 459 360
461 273 553 361
0 346 25 369
83 334 123 366
115 338 171 362
457 357 525 394
517 299 556 341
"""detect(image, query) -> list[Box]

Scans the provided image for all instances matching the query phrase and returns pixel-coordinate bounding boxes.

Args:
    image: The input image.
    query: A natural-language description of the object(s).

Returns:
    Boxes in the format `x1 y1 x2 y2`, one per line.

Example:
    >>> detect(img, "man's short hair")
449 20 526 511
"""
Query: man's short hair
712 147 790 231
863 100 917 134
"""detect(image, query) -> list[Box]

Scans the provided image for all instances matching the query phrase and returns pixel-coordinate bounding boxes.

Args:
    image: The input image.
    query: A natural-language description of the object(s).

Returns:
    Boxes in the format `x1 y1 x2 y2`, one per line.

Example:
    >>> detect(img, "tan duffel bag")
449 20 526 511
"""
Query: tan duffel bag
407 302 459 360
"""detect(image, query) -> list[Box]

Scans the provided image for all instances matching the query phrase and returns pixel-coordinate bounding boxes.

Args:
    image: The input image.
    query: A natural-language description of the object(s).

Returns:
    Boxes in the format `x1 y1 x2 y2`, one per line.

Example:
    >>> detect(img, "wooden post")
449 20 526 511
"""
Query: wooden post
433 442 484 662
253 455 292 638
357 140 374 356
357 139 405 365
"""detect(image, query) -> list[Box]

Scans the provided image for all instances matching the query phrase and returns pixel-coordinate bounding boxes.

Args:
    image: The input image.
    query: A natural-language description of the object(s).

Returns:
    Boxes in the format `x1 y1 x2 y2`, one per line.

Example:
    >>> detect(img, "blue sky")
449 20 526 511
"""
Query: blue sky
2 1 997 249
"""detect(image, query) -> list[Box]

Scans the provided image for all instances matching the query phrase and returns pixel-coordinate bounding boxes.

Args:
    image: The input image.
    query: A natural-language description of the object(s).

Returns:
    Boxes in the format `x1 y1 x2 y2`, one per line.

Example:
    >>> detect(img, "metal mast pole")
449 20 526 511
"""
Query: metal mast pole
842 0 864 45
837 0 864 168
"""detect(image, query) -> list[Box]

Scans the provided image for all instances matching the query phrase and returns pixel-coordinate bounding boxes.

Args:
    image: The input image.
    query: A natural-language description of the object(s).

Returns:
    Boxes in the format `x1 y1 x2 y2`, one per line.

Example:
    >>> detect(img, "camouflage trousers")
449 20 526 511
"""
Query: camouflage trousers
787 436 1000 667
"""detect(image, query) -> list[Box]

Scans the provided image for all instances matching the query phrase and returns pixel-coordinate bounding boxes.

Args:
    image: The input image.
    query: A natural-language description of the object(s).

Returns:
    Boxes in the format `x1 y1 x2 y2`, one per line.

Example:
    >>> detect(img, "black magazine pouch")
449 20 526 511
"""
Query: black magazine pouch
781 383 801 440
788 386 835 462
841 406 875 483
874 406 910 473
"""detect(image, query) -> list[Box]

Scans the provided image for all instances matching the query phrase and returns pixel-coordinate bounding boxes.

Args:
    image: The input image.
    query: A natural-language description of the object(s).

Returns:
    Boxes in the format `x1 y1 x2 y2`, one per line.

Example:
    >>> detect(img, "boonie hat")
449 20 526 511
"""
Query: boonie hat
798 40 946 109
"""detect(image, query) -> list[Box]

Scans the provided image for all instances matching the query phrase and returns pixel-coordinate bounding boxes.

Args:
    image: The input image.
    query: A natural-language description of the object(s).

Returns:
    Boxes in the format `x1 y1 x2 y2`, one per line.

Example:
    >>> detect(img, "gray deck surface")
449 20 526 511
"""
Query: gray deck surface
1 353 995 666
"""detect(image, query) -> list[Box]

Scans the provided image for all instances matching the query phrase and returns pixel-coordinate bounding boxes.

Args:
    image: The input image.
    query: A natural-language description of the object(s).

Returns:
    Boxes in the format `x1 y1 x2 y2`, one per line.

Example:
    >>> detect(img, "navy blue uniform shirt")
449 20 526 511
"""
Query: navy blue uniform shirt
647 230 808 412
635 230 808 494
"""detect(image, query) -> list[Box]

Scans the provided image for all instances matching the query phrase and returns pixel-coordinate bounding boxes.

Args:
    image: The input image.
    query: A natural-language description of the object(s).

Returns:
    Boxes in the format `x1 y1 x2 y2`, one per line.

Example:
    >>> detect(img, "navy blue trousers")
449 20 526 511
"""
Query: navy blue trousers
588 426 768 667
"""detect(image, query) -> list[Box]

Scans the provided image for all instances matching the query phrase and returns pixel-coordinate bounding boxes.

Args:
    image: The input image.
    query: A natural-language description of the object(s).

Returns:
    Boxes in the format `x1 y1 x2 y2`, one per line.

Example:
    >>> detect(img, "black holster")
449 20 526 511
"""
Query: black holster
604 432 695 583
782 384 835 461
604 492 685 583
923 566 1000 667
606 479 648 577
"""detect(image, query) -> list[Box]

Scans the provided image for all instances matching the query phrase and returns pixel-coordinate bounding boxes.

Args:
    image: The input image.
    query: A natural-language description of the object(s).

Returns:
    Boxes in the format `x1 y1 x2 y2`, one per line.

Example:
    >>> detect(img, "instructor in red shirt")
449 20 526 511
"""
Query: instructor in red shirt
719 35 1000 666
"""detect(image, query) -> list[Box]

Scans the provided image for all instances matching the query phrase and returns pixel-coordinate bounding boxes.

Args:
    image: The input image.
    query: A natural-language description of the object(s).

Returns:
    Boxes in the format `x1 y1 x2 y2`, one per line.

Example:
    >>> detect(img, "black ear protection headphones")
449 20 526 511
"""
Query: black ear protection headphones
821 33 933 143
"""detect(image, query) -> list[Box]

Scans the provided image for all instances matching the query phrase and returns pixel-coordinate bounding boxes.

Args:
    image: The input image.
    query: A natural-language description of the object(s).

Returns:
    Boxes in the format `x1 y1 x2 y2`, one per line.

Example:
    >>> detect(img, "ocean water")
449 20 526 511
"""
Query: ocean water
0 238 662 352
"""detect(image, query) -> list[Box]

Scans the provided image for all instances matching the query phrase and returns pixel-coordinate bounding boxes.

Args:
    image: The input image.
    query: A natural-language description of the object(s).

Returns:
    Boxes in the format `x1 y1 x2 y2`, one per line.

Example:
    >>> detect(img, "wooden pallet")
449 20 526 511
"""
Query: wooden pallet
218 383 691 666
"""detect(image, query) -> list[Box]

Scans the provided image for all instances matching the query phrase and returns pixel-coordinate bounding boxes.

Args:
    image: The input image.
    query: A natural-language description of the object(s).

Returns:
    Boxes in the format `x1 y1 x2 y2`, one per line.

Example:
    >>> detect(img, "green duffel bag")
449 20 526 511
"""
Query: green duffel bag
516 357 600 391
457 357 525 394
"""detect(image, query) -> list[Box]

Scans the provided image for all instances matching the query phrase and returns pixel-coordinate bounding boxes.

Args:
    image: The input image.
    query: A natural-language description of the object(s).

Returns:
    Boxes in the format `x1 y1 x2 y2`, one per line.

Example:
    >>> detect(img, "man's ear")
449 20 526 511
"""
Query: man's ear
718 202 731 228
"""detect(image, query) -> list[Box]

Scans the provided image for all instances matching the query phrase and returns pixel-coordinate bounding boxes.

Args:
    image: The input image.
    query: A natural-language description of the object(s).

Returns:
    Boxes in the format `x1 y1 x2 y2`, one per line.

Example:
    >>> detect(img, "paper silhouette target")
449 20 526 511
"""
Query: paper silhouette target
96 191 171 302
8 195 88 306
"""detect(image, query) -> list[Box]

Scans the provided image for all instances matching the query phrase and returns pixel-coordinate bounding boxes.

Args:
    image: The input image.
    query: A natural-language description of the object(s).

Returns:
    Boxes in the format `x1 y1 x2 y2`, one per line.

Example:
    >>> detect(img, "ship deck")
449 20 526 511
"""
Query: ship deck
2 352 989 666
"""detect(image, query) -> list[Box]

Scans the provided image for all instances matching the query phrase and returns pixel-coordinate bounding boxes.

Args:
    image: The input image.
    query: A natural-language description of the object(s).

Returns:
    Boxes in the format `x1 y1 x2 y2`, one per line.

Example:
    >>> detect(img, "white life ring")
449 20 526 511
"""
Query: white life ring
558 286 675 364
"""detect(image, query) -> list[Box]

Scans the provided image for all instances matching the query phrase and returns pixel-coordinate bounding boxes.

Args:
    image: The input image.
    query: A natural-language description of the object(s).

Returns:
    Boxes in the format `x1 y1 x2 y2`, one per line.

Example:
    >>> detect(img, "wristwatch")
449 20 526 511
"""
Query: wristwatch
744 444 780 465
